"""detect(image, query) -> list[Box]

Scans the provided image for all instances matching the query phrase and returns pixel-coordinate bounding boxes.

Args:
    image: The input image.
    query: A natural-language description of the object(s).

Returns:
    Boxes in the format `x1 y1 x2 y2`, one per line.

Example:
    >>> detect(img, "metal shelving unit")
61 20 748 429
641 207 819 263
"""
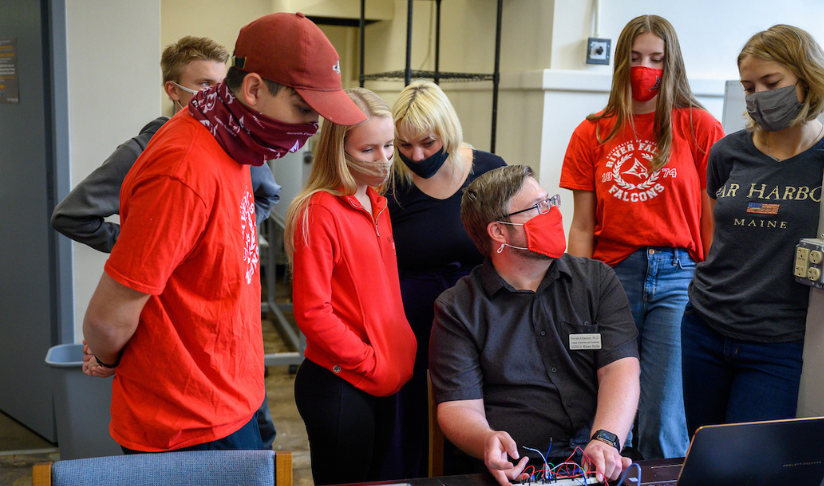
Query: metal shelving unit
358 0 504 152
260 212 304 369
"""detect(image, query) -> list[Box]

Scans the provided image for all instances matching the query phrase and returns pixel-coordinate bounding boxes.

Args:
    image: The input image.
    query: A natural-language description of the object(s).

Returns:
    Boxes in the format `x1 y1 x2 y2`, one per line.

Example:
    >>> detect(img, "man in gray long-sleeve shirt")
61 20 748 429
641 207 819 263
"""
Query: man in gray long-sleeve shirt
49 36 280 448
51 36 281 252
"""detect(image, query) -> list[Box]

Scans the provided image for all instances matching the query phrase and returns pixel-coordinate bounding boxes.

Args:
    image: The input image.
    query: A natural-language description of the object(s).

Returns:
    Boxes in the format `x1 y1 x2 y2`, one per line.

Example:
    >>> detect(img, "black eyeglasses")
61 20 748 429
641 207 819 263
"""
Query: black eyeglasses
503 194 561 218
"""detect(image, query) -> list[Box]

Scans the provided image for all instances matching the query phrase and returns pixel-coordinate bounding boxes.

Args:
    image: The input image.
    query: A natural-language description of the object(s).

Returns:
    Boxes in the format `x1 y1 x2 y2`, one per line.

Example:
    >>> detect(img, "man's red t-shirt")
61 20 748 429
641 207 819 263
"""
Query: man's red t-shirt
104 110 264 451
560 108 724 266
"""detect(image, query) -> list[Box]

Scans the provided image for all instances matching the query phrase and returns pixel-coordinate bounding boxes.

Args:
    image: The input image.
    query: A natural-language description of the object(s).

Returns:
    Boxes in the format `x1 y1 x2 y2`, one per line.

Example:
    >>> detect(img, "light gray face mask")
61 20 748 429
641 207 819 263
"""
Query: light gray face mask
172 82 201 110
745 83 803 131
172 81 200 95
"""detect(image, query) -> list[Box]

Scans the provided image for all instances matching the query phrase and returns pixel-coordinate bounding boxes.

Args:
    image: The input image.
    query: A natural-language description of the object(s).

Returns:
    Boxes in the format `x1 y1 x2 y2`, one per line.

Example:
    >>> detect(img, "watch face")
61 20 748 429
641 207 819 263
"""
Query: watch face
593 430 619 449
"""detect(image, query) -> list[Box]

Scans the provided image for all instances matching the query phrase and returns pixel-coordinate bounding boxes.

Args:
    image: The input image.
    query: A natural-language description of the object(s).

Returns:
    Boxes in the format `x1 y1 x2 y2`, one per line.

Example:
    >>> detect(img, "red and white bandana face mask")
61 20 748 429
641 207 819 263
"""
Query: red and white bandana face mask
189 83 318 166
630 66 664 103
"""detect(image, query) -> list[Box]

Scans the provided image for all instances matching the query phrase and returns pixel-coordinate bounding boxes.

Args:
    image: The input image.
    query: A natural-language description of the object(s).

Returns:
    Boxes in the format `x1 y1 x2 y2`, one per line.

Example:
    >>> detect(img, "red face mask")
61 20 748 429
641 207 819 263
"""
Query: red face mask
630 66 663 102
497 206 566 259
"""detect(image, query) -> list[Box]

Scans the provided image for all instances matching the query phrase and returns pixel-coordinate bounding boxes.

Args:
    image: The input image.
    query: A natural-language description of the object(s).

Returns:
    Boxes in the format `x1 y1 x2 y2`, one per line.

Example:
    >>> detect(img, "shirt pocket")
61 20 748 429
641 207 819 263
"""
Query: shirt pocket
560 320 601 352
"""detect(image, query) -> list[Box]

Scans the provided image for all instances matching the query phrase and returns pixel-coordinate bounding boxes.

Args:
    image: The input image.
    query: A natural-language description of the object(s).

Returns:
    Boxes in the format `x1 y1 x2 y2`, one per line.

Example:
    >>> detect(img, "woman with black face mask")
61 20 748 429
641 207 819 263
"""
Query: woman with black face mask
560 15 724 462
682 25 824 435
380 80 506 480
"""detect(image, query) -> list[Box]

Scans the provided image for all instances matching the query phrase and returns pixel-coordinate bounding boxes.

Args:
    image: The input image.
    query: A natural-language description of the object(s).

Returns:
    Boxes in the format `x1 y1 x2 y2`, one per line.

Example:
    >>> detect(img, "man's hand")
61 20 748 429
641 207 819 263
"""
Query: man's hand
81 341 116 378
484 431 530 486
583 439 631 483
83 272 149 368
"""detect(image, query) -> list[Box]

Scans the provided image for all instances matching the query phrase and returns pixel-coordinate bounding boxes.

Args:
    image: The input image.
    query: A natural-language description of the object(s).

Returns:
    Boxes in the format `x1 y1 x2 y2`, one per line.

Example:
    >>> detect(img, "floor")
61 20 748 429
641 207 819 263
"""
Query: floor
0 265 315 486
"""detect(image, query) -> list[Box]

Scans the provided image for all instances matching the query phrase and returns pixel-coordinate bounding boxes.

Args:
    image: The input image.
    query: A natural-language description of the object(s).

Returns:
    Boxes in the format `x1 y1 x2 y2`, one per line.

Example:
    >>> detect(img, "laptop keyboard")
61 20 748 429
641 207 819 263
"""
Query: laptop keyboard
623 477 677 486
624 481 677 486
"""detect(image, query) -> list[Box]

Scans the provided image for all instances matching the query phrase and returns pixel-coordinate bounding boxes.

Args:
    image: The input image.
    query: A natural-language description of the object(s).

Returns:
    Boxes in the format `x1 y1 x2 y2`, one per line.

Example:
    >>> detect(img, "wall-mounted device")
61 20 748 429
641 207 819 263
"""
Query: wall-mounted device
586 37 611 65
795 238 824 288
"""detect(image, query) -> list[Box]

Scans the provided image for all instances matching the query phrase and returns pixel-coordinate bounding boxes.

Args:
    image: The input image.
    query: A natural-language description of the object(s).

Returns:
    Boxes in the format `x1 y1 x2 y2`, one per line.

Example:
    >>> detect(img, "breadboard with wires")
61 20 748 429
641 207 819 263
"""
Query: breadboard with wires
517 477 599 486
516 444 603 486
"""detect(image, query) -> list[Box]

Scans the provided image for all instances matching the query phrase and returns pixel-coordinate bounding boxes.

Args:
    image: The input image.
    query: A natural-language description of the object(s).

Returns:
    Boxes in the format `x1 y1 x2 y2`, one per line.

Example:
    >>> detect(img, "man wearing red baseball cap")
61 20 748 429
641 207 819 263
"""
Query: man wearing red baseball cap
81 12 365 453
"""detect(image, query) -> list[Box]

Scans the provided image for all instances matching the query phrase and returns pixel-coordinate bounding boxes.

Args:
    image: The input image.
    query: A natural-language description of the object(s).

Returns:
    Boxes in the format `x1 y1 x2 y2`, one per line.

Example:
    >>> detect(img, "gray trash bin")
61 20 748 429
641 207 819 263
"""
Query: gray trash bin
44 343 122 459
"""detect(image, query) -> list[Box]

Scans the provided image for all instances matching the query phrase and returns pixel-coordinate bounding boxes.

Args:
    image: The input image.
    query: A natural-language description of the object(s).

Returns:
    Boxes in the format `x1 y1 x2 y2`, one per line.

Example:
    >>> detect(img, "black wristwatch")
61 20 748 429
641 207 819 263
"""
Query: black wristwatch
591 429 621 451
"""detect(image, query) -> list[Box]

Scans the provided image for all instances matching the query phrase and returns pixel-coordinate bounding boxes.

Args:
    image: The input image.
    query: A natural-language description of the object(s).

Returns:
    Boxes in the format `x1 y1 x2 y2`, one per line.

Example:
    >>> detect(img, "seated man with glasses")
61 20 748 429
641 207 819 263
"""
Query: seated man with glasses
429 165 640 485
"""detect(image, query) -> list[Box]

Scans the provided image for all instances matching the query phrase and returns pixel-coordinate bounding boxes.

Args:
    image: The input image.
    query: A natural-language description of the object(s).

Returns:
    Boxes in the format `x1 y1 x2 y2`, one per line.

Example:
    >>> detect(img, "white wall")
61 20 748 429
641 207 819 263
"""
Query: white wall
550 0 824 78
66 1 161 340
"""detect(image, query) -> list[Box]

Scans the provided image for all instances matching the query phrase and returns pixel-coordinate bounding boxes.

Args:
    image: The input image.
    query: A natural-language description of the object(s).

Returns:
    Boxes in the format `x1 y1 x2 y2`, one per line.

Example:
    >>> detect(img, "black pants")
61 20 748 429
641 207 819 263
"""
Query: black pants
382 266 469 480
295 358 396 485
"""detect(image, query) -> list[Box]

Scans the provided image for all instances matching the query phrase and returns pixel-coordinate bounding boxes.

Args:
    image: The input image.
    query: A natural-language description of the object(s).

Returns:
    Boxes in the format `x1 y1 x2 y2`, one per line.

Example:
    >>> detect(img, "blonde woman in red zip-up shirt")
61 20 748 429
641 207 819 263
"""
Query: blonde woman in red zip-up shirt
284 87 416 486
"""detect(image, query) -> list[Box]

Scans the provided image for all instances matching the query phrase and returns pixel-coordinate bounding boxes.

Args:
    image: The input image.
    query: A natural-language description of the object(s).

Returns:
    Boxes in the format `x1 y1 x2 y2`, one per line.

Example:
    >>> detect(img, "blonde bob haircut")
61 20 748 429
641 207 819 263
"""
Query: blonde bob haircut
284 87 389 262
588 15 705 171
390 79 470 187
738 24 824 131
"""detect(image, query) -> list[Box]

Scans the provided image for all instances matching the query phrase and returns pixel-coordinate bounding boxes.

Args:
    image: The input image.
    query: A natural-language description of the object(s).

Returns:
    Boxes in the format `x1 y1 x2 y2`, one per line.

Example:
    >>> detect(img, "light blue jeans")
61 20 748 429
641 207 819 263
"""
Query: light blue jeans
612 247 694 460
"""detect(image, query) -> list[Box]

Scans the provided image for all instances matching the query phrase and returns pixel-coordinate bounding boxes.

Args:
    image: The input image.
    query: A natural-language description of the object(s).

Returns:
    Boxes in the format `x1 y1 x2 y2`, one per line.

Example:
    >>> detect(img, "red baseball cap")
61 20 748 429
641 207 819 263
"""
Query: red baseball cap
233 12 366 126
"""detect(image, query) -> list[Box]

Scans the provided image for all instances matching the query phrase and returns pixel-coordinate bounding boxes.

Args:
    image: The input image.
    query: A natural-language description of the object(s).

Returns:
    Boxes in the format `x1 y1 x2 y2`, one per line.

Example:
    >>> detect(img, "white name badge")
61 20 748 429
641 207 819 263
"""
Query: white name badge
569 333 602 350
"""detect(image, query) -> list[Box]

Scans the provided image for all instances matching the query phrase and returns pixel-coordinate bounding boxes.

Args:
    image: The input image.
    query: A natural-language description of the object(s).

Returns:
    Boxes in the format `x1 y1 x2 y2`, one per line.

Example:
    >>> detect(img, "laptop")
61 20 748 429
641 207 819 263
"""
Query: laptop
622 416 824 486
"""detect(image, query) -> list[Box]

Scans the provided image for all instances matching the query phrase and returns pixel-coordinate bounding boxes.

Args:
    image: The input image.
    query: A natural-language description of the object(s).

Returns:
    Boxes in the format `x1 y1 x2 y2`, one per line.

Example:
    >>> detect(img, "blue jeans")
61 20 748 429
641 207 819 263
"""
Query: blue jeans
612 247 693 460
681 303 804 436
121 409 265 454
257 393 276 449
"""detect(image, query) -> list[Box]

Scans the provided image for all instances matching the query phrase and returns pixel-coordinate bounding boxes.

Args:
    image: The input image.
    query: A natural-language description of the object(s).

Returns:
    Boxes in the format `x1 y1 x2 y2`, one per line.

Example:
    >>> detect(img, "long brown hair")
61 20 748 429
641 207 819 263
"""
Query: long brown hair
588 15 705 171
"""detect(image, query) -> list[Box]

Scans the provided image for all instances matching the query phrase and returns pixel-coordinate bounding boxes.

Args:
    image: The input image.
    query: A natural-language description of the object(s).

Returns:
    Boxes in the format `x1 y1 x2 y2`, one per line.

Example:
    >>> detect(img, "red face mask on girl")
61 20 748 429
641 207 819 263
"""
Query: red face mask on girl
630 66 664 102
496 205 566 259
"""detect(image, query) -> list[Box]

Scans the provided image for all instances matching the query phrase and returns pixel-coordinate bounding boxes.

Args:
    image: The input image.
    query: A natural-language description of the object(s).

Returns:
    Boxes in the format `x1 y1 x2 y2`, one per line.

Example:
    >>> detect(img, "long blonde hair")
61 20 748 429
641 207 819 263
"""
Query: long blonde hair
283 87 391 262
390 80 470 189
588 15 705 171
738 24 824 131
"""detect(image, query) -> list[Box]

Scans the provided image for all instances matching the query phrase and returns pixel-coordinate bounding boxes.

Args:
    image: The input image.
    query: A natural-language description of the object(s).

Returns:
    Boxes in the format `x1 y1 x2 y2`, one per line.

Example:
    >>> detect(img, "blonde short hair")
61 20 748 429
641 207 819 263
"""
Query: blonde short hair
461 165 534 257
738 24 824 130
160 36 229 84
391 80 468 186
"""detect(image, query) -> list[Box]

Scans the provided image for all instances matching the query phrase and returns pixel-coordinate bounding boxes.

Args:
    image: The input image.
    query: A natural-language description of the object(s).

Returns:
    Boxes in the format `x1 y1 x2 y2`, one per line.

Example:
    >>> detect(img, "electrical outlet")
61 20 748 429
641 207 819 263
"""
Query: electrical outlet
796 238 824 288
586 37 611 65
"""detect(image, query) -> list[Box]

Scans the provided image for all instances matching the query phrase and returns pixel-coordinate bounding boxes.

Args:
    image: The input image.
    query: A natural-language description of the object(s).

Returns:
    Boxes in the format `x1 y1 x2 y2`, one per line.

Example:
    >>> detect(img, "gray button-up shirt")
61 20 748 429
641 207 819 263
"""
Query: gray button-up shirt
430 254 638 459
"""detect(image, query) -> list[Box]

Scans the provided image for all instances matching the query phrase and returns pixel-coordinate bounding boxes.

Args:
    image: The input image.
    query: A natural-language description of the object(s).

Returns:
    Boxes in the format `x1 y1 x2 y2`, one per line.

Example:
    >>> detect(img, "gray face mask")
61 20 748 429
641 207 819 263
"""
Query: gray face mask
172 82 201 110
745 83 803 131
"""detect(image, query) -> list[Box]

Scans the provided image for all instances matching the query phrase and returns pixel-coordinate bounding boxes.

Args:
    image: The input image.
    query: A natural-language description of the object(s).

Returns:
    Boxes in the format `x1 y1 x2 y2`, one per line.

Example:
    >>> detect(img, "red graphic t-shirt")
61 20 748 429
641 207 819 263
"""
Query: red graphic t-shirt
104 110 264 451
560 108 724 266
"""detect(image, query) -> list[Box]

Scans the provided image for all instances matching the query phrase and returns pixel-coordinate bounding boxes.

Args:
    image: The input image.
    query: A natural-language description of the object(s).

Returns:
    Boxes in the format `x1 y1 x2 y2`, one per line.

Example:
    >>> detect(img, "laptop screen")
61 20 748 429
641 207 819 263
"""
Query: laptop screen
624 417 824 486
